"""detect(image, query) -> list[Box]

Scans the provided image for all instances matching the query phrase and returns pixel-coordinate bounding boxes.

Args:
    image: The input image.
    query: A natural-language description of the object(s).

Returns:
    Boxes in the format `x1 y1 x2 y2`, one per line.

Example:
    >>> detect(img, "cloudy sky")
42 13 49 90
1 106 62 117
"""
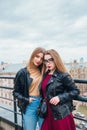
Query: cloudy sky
0 0 87 63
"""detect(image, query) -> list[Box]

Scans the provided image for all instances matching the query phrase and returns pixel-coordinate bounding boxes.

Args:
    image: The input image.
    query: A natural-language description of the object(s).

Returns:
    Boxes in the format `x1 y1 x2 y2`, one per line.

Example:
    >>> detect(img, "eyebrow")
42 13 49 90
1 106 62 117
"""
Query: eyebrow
44 57 53 60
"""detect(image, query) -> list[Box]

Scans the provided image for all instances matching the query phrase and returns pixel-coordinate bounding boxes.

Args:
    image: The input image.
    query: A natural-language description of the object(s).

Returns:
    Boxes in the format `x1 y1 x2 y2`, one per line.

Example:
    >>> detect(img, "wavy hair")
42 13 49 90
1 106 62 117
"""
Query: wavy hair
27 47 46 92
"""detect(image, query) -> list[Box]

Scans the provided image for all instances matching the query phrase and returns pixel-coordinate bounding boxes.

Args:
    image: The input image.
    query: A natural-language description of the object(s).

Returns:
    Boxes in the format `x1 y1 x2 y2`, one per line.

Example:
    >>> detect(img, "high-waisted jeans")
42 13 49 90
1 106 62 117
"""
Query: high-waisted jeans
23 96 44 130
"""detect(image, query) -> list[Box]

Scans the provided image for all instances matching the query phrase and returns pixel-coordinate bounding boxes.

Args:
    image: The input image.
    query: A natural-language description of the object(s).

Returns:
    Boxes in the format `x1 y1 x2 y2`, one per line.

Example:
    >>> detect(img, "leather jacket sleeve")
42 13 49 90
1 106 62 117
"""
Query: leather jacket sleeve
58 74 80 104
13 70 29 102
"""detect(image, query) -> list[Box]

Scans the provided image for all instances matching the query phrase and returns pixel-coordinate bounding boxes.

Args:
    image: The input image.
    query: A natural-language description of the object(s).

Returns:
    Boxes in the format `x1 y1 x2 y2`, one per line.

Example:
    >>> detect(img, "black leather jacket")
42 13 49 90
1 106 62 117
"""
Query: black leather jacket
13 67 33 113
40 70 80 120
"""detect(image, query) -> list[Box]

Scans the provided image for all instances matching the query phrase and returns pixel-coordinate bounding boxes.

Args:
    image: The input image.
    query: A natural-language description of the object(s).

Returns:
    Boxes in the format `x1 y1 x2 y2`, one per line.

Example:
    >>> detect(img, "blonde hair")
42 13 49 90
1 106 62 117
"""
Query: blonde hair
45 49 68 73
27 47 45 90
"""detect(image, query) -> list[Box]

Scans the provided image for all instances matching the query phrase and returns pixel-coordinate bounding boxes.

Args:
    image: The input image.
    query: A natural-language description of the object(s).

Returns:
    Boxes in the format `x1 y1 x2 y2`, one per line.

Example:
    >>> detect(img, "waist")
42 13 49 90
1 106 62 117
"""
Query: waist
29 95 41 99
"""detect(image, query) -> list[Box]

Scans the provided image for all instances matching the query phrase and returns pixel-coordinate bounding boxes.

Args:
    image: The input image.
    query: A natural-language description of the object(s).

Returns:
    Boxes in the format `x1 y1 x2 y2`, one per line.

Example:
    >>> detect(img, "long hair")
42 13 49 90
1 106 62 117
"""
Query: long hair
27 47 45 91
45 49 68 73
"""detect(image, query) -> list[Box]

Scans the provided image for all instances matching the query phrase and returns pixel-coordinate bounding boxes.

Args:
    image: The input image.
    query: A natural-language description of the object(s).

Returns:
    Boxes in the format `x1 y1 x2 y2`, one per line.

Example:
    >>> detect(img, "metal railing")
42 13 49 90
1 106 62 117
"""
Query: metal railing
0 76 21 130
0 76 87 130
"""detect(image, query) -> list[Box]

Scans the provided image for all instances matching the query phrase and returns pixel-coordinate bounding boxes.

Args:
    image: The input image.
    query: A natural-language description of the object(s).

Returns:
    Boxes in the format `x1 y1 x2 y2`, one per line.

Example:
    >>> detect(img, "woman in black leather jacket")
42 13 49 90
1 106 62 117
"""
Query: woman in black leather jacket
13 47 45 130
40 49 80 130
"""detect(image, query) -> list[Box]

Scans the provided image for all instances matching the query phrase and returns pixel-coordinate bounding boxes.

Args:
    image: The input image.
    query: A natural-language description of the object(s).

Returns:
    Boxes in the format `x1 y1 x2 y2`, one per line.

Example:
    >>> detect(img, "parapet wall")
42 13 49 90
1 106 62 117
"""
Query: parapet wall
0 117 21 130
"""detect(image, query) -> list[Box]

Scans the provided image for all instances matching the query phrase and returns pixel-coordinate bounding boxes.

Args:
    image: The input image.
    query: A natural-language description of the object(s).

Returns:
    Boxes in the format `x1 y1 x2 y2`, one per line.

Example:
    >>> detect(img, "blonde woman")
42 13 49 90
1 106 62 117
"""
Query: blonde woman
13 47 45 130
40 49 80 130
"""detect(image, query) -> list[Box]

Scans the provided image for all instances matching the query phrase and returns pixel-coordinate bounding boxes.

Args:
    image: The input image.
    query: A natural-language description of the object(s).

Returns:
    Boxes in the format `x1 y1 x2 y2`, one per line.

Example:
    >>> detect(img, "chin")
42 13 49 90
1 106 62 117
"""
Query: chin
34 63 39 67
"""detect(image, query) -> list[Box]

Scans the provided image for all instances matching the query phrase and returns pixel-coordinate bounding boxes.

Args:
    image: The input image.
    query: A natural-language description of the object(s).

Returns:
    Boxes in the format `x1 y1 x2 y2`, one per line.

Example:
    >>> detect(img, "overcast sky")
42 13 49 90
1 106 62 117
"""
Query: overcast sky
0 0 87 63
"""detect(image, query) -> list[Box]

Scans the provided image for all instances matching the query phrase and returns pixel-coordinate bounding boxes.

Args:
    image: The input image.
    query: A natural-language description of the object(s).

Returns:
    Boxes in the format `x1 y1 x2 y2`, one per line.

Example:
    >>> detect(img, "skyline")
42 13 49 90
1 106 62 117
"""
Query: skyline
0 0 87 63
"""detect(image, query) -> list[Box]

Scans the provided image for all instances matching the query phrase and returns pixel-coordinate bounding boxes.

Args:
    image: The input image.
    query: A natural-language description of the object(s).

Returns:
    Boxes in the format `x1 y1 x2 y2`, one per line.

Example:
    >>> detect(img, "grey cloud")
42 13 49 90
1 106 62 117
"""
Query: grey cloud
0 29 23 39
0 0 87 63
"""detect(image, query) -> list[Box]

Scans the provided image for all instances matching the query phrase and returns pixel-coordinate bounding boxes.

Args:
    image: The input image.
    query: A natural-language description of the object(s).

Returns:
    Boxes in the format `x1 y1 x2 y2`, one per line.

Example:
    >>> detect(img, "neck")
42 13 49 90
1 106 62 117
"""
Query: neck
48 69 55 74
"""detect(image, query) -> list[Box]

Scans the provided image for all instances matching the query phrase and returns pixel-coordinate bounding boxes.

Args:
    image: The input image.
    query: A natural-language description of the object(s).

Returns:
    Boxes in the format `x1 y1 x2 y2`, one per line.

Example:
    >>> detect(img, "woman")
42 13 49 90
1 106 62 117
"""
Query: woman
13 47 45 130
40 49 80 130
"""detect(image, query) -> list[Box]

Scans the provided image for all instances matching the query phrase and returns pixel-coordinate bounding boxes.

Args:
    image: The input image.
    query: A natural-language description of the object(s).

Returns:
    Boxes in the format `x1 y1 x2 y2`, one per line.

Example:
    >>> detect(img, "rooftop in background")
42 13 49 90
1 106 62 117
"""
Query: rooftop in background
0 63 26 73
0 61 87 73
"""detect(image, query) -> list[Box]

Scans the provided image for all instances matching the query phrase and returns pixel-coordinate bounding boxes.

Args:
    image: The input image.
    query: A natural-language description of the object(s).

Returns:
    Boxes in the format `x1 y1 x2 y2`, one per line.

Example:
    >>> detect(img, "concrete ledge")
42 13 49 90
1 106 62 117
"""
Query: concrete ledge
0 117 21 130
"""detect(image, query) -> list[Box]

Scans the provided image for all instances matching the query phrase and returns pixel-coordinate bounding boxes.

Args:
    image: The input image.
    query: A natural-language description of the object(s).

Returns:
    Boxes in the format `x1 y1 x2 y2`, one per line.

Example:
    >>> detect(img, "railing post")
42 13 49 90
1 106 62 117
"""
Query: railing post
13 96 18 130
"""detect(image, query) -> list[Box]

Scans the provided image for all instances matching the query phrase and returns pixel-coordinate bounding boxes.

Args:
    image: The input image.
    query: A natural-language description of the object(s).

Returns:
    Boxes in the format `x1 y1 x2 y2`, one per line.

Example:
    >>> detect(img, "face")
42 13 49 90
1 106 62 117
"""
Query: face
33 52 44 66
44 54 56 72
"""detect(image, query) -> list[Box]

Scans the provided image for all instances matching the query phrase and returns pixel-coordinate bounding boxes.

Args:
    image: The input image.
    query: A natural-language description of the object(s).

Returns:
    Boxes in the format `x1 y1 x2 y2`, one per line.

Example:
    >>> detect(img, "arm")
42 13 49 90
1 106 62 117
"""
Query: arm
58 74 80 104
13 70 29 102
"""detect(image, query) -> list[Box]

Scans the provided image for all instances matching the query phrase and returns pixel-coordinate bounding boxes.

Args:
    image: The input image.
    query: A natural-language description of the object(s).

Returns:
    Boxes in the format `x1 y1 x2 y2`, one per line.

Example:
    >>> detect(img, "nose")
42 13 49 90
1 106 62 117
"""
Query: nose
38 58 42 62
46 62 50 64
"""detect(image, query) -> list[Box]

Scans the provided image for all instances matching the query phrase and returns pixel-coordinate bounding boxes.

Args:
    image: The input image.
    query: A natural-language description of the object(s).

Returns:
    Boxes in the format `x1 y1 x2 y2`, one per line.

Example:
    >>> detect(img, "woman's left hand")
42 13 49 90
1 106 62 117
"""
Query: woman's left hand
49 96 60 105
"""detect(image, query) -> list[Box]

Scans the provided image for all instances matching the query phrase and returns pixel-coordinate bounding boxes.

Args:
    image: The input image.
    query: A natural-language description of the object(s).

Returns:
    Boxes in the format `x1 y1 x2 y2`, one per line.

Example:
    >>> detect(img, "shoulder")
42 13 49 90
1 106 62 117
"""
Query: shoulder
61 72 70 79
14 67 29 83
60 72 72 81
60 72 75 85
15 67 29 78
55 71 73 82
55 70 70 79
17 67 28 74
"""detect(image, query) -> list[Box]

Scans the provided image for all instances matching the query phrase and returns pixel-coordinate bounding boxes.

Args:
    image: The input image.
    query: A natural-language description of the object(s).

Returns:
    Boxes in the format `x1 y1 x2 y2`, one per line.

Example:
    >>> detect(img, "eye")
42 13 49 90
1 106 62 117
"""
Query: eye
49 58 54 61
36 55 39 58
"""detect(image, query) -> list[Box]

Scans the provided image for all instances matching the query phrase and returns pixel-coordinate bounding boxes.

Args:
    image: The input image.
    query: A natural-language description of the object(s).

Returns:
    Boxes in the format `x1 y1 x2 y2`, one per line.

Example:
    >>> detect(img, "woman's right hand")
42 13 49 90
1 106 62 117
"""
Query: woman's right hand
49 96 60 105
29 98 36 103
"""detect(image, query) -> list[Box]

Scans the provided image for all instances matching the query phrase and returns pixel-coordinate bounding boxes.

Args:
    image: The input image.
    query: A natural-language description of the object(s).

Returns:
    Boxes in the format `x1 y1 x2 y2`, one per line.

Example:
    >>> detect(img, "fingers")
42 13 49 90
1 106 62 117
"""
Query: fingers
29 98 36 103
49 99 58 105
49 96 60 105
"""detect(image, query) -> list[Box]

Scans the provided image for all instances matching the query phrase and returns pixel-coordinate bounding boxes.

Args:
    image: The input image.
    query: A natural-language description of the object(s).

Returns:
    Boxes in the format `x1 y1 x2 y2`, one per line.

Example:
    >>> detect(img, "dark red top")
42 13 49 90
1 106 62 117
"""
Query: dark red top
42 74 52 98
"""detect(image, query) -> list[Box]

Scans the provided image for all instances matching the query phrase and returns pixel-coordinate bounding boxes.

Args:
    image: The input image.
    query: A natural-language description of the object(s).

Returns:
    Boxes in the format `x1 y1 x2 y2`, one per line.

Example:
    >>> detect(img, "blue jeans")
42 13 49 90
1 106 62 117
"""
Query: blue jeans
23 96 44 130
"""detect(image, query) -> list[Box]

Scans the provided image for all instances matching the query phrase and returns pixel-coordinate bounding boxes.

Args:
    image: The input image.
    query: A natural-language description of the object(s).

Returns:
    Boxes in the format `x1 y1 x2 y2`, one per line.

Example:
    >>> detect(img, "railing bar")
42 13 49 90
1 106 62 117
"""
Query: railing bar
0 106 21 115
0 77 14 79
13 96 18 130
0 106 15 113
0 96 14 101
0 76 87 83
74 79 87 84
74 116 87 122
74 95 87 102
0 86 13 89
0 97 17 103
12 122 21 126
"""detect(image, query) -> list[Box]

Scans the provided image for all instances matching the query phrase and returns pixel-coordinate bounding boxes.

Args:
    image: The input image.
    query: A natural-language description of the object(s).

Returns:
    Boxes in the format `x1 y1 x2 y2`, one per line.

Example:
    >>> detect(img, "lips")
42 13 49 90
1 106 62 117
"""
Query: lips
48 66 51 68
36 62 40 65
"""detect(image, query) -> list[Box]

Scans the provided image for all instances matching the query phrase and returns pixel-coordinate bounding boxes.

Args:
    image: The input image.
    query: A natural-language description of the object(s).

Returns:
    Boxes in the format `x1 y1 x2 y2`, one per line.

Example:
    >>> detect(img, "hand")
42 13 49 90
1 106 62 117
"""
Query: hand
29 98 36 103
49 96 60 105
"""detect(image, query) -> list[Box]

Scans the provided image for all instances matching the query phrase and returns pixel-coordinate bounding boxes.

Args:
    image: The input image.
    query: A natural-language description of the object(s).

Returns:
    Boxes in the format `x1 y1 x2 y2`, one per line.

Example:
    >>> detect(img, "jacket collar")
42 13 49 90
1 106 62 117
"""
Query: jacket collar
51 69 61 77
